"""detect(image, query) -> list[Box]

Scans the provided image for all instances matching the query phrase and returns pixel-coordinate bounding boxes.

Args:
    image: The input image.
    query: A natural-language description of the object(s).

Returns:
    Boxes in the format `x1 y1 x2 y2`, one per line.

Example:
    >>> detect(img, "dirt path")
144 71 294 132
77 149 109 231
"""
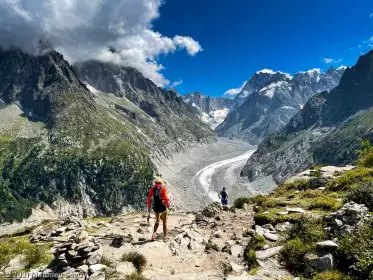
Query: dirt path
93 208 256 279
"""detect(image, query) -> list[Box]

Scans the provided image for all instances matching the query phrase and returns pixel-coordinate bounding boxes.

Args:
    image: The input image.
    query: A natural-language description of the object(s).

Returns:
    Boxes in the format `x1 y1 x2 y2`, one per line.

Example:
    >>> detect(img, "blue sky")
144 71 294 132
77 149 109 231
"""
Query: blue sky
153 0 373 97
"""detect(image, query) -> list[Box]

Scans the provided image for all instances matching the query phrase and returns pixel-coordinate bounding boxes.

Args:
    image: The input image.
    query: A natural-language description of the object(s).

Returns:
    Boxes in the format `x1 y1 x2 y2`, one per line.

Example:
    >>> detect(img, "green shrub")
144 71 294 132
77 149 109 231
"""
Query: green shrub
0 236 52 268
121 252 147 272
244 249 257 269
288 217 326 243
233 197 250 209
356 139 373 167
254 210 303 226
280 179 310 191
337 221 373 279
308 196 341 211
243 235 266 269
101 256 116 268
346 181 373 211
23 244 53 269
312 271 352 280
280 237 313 272
327 168 373 192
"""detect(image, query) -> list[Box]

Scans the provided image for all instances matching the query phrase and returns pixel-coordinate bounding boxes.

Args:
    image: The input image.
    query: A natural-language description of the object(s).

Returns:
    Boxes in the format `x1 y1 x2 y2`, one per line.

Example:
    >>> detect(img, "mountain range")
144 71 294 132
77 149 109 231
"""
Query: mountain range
216 67 345 144
0 48 214 223
242 50 373 184
182 92 234 129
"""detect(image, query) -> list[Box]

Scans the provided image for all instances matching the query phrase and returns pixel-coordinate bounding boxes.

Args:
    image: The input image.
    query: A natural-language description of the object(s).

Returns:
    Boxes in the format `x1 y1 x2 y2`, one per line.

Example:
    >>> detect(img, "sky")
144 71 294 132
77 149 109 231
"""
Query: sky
154 0 373 96
0 0 372 97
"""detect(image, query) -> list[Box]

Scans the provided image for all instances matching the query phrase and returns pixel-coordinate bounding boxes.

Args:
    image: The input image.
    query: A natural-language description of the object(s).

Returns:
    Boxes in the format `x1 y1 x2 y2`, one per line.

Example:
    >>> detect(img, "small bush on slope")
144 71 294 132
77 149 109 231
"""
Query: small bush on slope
356 139 373 167
243 235 266 269
0 236 52 269
327 167 373 192
337 220 373 279
281 217 326 274
233 197 250 209
346 181 373 211
308 195 341 211
121 252 147 272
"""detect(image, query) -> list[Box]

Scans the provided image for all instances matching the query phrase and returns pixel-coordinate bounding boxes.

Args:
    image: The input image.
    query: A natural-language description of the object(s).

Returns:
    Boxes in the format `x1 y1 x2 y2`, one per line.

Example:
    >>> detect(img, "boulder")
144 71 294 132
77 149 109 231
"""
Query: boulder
77 265 89 273
74 231 89 244
111 236 124 247
325 202 369 236
89 272 105 280
316 240 339 251
89 264 107 274
230 244 244 258
231 262 244 274
305 253 334 271
86 248 103 266
202 202 222 218
262 224 275 232
254 225 265 237
263 232 278 242
256 246 284 260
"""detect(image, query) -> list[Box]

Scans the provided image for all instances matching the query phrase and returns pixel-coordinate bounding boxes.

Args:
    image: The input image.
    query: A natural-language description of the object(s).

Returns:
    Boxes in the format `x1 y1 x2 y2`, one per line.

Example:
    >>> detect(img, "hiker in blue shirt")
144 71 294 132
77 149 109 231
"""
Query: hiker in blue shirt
218 187 229 206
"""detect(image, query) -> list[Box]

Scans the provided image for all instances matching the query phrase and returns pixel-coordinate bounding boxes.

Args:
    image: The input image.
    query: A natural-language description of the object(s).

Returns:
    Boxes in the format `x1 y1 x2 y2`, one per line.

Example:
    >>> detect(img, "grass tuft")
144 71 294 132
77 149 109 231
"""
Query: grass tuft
126 272 148 280
121 252 147 272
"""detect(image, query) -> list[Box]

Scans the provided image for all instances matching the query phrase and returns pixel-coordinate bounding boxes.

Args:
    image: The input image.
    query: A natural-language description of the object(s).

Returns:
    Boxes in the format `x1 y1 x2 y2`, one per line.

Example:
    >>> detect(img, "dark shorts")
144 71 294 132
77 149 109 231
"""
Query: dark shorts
221 199 228 206
153 203 167 213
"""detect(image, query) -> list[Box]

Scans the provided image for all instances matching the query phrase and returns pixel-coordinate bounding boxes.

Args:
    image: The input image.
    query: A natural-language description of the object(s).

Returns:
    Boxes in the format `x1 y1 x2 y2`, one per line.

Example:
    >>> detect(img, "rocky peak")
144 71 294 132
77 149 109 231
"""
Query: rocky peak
322 50 373 125
216 66 345 144
235 70 291 106
0 48 93 121
182 92 234 129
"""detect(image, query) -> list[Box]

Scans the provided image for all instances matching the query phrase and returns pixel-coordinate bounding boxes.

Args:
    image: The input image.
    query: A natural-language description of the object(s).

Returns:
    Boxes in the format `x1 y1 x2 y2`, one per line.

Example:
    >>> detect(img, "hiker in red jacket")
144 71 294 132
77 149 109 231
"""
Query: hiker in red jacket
147 177 170 241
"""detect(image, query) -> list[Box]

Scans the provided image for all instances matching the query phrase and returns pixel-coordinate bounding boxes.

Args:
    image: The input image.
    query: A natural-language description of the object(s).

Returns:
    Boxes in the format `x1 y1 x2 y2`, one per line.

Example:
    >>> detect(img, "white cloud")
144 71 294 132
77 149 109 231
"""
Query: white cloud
369 36 373 47
0 0 203 87
173 36 203 56
323 57 343 64
170 80 183 88
224 81 246 96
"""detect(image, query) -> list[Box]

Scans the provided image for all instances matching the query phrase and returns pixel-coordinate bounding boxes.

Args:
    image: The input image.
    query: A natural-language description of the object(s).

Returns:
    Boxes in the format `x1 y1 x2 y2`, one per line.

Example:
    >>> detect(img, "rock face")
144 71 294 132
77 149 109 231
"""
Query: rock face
242 50 373 184
0 49 214 224
182 92 234 130
74 60 215 157
216 67 345 144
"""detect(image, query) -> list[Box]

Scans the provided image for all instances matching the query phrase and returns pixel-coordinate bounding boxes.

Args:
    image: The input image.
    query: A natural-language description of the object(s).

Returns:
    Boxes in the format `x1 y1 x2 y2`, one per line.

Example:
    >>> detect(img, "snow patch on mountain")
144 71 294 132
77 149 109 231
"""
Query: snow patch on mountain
259 81 290 99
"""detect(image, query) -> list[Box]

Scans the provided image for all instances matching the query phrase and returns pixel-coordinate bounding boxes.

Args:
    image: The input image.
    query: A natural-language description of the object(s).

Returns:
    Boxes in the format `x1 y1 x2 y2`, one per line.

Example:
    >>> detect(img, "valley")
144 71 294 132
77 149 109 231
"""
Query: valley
159 139 277 212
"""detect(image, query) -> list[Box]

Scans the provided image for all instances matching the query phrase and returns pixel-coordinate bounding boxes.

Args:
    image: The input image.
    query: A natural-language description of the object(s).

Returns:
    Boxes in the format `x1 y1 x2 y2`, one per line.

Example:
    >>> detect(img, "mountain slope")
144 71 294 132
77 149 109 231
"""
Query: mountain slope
74 61 215 156
182 92 234 129
0 50 214 223
242 50 373 184
216 67 345 144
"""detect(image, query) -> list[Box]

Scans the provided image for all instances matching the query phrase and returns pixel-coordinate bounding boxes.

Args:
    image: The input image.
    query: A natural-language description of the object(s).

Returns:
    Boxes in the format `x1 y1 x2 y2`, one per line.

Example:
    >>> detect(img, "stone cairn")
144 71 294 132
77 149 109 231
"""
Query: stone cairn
52 229 103 270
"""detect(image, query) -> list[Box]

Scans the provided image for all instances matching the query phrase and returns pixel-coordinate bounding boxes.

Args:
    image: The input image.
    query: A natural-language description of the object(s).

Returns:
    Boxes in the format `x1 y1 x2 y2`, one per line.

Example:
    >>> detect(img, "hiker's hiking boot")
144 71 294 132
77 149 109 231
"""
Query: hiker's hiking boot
151 233 157 241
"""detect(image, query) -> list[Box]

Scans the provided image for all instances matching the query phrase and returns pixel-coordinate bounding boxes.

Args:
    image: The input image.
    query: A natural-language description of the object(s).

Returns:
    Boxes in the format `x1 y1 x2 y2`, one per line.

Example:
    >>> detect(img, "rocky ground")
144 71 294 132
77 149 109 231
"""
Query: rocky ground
0 202 294 280
2 164 372 280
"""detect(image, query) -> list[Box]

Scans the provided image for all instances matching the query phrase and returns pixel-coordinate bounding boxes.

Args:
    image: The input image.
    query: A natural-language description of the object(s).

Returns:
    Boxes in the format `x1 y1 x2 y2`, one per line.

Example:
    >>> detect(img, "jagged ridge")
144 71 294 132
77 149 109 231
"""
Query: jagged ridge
242 50 373 184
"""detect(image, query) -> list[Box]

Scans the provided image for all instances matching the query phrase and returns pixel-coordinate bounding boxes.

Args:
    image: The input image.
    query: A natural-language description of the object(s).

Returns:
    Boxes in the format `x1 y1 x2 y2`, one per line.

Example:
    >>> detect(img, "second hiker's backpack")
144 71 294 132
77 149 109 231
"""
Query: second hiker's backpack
221 190 227 199
153 186 164 207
